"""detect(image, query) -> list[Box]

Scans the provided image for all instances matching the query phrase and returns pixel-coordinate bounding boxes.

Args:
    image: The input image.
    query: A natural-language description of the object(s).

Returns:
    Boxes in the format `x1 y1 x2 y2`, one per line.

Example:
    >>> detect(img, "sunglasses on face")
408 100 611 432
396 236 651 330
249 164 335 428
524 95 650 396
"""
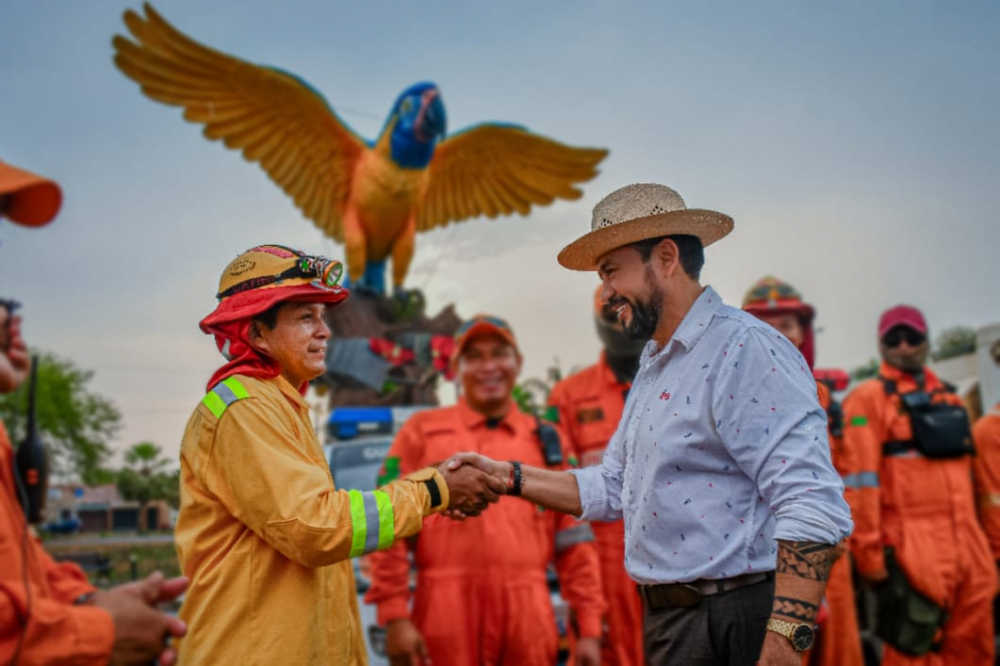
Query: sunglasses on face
882 328 926 348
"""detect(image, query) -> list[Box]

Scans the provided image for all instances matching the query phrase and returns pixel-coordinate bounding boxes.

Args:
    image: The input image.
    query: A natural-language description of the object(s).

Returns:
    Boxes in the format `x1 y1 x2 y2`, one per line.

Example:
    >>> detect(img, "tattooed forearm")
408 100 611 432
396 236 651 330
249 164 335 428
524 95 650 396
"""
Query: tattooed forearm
772 596 819 622
776 540 836 582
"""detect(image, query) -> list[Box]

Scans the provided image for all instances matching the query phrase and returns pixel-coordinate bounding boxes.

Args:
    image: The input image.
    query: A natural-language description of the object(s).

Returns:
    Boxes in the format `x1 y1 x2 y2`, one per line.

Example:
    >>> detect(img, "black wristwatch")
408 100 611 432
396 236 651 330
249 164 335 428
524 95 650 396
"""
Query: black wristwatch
507 461 522 497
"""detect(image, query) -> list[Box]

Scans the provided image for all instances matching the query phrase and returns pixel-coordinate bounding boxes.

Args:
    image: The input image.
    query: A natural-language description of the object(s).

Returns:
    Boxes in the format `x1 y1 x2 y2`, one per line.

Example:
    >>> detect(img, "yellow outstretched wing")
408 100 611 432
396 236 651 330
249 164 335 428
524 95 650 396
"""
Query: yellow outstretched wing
112 3 366 241
417 124 607 232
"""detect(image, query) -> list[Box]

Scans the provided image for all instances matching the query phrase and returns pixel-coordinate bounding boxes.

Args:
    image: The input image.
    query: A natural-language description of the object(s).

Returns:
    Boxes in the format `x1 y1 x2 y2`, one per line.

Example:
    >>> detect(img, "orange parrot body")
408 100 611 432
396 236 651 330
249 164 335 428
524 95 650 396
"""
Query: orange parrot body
113 4 608 293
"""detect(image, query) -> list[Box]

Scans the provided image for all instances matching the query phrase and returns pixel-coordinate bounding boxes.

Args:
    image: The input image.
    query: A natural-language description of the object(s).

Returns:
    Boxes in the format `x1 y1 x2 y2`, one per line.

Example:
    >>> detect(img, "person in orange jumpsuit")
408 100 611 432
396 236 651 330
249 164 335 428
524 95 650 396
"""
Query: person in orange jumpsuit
1 159 188 666
366 314 606 666
545 287 645 666
742 276 863 666
843 304 997 665
974 340 1000 560
972 340 1000 643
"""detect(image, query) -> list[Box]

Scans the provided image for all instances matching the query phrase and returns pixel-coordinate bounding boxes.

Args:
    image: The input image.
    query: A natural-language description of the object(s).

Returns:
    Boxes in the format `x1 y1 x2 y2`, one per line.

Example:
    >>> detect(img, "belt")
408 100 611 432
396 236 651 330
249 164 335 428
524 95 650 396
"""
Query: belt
637 571 774 610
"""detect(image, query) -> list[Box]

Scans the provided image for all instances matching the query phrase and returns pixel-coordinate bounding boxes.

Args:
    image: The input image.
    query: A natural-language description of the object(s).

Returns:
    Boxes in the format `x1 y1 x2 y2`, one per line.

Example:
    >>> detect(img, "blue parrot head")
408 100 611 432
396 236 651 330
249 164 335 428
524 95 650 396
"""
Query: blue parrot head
386 82 447 169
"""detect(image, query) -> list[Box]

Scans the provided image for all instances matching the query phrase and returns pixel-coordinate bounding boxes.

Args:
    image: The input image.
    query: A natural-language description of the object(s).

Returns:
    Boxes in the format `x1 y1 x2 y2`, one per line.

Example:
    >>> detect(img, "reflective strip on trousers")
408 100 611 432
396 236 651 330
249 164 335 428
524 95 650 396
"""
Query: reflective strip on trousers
555 523 595 553
348 489 395 558
842 472 880 489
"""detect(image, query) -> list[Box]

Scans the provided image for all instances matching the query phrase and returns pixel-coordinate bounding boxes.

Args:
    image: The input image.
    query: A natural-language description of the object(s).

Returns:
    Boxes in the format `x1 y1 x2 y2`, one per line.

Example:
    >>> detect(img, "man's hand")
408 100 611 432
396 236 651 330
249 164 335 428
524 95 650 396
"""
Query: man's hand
575 636 601 666
758 629 800 666
437 459 506 516
385 618 429 666
89 572 189 666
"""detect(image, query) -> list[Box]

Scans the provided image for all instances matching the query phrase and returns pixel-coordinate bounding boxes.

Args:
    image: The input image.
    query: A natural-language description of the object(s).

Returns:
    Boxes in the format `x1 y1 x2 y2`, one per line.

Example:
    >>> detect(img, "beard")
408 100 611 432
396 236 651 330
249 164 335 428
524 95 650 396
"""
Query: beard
609 268 663 341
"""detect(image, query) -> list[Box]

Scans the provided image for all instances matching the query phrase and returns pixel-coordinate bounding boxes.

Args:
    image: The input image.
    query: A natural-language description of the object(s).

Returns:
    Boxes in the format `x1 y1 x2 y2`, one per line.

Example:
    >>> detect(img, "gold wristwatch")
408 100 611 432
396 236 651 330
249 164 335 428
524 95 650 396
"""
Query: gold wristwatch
766 618 815 652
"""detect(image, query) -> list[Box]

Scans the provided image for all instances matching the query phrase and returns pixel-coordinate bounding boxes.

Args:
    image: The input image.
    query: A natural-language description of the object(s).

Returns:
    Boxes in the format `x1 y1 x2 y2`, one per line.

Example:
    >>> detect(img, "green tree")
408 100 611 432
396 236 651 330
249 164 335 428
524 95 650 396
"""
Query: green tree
117 442 179 509
933 326 977 361
850 358 880 381
124 441 170 477
0 350 120 483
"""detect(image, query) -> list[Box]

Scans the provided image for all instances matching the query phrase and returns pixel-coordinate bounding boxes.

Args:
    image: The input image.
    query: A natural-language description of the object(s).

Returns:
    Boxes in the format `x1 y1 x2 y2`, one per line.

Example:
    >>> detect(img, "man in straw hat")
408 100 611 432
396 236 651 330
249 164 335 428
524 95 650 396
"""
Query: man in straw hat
447 184 852 665
174 245 506 664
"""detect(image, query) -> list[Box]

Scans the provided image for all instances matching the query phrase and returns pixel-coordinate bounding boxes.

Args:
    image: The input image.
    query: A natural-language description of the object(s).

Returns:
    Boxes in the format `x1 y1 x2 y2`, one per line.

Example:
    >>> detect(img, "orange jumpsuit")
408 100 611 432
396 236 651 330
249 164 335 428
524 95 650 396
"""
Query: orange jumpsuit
366 399 606 666
809 382 863 666
0 421 114 665
546 353 644 666
973 405 1000 560
842 364 997 665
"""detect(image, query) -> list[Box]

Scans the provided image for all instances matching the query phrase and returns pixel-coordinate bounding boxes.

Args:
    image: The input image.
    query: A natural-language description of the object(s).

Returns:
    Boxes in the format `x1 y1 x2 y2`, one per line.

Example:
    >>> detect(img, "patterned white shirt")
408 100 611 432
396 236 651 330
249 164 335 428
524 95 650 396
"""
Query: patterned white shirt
571 286 853 584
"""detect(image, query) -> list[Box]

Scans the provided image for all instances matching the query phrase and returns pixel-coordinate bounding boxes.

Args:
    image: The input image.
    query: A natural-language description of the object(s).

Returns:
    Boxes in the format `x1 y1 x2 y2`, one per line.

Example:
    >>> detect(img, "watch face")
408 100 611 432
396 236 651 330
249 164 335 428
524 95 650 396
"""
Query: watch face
791 624 815 651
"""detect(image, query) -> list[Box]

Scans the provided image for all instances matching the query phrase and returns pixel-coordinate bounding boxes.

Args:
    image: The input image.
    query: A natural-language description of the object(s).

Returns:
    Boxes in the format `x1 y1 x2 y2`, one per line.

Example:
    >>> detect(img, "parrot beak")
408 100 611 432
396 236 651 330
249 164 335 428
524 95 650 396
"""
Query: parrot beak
415 89 446 143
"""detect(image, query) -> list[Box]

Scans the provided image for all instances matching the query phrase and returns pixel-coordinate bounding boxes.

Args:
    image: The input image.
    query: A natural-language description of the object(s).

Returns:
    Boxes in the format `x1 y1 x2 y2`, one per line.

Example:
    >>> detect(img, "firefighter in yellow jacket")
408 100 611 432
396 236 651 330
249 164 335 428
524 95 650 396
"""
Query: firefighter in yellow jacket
175 244 505 665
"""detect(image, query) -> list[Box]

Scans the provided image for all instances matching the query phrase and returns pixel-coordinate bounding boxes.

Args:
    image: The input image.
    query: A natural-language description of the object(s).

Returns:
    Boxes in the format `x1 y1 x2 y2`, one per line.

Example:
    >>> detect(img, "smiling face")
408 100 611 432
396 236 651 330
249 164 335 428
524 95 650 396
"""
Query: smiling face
249 301 331 387
456 333 522 418
597 245 664 341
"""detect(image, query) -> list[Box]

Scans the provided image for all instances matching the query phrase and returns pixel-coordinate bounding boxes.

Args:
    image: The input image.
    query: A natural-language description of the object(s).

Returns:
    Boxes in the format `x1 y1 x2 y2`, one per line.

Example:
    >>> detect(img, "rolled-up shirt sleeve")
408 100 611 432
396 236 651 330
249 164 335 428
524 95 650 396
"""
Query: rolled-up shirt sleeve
713 327 853 545
570 421 626 522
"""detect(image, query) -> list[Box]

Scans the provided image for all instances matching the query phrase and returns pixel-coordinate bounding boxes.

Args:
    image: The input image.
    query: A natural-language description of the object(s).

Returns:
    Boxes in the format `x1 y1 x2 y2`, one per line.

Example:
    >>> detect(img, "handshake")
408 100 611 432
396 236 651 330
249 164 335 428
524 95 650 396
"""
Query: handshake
434 453 512 518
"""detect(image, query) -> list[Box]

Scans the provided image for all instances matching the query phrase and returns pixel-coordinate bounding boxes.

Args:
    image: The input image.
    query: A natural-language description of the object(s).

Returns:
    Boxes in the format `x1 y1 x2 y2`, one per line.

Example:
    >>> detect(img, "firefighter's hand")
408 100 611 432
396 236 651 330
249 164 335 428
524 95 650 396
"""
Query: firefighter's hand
575 637 601 666
386 618 430 666
91 572 189 666
438 458 506 516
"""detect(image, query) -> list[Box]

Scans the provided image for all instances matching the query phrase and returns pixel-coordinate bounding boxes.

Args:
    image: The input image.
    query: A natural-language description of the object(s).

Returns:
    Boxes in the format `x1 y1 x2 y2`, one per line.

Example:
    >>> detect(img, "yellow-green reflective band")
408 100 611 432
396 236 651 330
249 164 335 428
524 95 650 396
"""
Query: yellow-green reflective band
374 490 394 551
223 376 249 400
202 391 227 418
348 490 367 558
850 415 869 427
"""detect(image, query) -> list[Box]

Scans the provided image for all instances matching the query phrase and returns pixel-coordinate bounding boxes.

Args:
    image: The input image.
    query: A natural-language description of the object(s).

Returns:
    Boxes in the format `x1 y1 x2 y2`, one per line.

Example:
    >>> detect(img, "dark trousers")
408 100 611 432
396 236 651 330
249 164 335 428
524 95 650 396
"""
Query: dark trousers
642 576 774 665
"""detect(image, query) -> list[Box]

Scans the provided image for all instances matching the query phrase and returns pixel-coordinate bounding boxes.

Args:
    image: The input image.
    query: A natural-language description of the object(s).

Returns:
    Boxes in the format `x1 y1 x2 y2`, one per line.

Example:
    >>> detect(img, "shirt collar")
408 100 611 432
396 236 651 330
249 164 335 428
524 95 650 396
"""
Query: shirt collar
878 362 943 392
273 375 310 412
640 286 722 367
457 397 531 436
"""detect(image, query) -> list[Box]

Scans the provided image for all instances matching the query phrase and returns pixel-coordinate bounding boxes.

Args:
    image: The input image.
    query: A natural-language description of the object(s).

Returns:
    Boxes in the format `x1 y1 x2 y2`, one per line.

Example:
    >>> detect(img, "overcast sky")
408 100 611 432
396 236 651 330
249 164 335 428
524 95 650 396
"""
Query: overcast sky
2 0 999 465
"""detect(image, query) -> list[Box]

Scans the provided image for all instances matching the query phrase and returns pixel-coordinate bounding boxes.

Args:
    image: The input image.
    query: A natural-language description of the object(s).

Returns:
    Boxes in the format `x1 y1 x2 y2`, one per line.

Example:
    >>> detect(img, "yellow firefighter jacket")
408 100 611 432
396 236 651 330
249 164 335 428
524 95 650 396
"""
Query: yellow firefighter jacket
174 374 448 665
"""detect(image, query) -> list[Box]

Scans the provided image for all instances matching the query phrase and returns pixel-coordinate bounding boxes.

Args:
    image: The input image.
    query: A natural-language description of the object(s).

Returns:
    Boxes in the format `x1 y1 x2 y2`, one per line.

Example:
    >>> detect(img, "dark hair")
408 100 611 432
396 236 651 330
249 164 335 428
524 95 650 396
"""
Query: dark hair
253 302 285 330
631 234 704 280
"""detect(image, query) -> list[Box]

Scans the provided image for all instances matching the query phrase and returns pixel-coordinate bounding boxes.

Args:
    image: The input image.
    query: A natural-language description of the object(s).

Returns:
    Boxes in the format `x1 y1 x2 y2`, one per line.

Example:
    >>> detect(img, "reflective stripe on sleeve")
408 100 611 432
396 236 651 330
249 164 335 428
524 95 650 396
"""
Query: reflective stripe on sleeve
842 472 880 489
348 489 395 558
202 377 249 418
555 523 595 553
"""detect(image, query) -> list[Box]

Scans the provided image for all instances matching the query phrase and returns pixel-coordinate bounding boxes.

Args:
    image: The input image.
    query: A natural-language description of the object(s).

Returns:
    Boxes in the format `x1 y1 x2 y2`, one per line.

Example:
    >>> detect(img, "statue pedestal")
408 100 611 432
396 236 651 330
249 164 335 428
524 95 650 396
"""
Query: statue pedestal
317 290 460 408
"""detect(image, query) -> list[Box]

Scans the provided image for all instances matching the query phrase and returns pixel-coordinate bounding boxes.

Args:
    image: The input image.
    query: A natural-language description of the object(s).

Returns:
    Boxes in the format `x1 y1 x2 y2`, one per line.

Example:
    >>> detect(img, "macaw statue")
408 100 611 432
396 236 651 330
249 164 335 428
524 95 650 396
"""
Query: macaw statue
113 4 609 295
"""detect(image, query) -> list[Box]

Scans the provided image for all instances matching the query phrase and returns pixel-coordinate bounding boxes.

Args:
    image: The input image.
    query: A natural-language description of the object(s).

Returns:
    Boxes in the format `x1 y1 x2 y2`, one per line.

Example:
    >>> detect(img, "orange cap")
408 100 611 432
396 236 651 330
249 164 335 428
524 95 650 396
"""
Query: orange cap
453 314 519 357
0 160 62 227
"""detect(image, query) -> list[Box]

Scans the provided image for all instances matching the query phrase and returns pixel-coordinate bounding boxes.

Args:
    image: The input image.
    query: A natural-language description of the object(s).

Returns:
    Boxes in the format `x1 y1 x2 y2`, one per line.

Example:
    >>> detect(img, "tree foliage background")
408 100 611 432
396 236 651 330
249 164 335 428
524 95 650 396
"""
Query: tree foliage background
933 326 977 361
0 351 120 484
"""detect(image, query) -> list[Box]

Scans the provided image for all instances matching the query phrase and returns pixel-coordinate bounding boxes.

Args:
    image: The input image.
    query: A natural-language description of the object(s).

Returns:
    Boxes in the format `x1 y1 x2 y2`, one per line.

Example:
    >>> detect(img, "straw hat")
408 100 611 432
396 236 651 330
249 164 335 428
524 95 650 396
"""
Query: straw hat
557 183 733 271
